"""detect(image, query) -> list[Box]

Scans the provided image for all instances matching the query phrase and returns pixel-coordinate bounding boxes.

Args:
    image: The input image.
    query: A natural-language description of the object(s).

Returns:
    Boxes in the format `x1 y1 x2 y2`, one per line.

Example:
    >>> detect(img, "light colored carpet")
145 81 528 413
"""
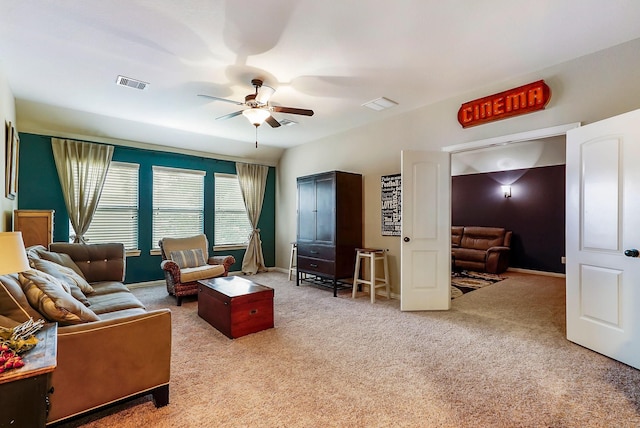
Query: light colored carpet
59 271 640 427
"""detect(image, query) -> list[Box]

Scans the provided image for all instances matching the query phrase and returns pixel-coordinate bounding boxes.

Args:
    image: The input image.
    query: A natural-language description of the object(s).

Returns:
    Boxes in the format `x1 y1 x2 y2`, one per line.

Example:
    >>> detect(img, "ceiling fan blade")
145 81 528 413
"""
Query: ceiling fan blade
272 106 314 116
215 110 244 121
265 115 281 128
198 94 244 105
256 85 275 105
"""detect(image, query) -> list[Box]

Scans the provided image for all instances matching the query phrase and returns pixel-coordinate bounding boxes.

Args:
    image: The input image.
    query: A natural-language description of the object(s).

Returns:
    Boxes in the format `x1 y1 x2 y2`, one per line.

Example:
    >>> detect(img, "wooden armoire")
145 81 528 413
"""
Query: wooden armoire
296 171 362 296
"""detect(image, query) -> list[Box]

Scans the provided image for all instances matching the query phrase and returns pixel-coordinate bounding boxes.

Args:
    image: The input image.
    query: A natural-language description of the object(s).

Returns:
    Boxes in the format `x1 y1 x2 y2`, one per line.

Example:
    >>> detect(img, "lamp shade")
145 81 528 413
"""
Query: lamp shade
242 108 271 126
0 232 30 275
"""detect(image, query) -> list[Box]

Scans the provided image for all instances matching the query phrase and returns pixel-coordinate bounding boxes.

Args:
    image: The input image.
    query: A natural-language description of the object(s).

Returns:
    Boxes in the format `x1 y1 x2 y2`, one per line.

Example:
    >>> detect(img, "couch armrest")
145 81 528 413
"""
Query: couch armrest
48 309 172 424
209 255 236 276
487 246 510 253
485 246 510 274
161 259 181 282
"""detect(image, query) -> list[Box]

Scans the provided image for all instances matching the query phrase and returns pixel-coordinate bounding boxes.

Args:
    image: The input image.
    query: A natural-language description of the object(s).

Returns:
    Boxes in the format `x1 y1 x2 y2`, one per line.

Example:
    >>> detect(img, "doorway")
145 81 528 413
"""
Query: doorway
450 136 566 274
443 123 579 277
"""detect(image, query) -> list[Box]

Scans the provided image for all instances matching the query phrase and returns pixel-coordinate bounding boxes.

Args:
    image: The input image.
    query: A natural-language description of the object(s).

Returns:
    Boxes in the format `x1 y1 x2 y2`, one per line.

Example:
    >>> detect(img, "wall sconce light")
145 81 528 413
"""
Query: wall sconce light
501 185 511 198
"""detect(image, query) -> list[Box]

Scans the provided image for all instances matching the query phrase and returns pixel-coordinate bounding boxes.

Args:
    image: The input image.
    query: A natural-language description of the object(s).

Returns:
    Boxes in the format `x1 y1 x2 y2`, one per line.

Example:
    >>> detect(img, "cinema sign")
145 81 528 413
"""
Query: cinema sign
457 80 551 128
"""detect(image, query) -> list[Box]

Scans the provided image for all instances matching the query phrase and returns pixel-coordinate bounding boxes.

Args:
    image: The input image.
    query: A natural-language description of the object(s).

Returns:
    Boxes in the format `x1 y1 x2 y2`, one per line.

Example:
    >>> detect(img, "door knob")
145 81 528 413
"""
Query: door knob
403 237 410 242
624 249 639 258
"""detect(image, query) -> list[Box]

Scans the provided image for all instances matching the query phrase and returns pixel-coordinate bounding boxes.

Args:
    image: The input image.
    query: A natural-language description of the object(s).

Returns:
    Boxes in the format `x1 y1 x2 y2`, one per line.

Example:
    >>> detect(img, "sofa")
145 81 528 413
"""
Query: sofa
451 226 512 274
0 242 171 425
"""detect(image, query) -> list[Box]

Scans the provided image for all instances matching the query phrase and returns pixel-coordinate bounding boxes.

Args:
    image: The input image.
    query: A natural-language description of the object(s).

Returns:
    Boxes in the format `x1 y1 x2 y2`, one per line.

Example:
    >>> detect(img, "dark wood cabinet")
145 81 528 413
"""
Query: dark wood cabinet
0 323 57 428
296 171 362 296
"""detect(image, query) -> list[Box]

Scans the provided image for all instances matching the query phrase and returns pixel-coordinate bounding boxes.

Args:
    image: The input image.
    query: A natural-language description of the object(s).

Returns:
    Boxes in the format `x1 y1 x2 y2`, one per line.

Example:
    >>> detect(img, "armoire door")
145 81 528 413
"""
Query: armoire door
314 175 335 245
297 178 316 242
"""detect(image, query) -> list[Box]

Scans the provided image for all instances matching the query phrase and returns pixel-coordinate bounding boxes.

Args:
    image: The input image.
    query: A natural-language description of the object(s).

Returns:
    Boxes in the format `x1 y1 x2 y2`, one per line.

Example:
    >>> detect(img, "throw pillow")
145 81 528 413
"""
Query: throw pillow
170 248 206 269
19 270 100 325
0 274 45 323
33 248 87 280
28 258 93 306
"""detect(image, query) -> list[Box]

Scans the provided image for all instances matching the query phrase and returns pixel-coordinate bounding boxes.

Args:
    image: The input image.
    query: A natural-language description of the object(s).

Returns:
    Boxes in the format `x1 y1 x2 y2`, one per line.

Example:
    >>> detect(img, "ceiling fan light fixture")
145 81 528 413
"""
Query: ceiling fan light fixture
255 85 275 104
242 108 271 126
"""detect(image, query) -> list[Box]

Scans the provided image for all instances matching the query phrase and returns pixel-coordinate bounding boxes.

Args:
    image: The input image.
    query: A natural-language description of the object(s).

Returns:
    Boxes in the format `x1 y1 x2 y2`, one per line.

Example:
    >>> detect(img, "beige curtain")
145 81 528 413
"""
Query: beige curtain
236 163 269 274
51 138 113 243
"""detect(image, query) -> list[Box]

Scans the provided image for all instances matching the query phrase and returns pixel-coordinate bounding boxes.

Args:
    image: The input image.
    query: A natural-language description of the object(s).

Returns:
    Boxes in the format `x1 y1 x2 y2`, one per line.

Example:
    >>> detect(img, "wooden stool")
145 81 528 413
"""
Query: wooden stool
288 242 297 281
352 248 390 303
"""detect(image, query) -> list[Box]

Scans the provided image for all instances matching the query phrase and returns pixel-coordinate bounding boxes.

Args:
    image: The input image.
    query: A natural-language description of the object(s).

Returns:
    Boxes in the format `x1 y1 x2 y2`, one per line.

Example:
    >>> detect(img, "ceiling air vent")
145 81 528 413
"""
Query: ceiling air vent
116 75 149 90
279 118 298 127
362 97 398 111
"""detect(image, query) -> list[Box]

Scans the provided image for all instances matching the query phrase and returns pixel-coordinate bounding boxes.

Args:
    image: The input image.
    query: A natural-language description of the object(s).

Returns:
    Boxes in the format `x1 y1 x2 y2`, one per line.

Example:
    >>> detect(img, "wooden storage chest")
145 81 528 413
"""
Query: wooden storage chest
197 277 274 339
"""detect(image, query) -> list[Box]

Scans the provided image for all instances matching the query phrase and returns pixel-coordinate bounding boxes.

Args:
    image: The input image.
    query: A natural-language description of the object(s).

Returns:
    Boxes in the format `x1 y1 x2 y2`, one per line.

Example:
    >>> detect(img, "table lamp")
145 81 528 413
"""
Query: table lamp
0 232 30 275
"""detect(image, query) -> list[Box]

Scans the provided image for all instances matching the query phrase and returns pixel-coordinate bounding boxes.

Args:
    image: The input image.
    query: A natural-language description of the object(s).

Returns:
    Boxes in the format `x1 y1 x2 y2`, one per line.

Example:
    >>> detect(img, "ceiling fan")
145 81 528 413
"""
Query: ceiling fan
198 79 314 129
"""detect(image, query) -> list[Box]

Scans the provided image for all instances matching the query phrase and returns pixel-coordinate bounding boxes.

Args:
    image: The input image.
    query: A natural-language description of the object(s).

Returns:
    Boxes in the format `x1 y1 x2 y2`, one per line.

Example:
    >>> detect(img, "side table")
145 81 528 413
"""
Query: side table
0 323 57 428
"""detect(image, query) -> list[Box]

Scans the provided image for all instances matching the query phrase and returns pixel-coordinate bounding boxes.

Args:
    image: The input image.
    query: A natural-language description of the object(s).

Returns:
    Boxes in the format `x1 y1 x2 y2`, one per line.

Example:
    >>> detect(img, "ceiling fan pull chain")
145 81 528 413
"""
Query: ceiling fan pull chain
255 126 258 148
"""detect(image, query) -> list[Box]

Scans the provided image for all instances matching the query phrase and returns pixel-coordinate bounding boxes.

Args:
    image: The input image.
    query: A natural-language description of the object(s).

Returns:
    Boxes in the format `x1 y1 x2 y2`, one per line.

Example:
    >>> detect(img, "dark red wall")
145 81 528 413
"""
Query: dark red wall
452 165 565 273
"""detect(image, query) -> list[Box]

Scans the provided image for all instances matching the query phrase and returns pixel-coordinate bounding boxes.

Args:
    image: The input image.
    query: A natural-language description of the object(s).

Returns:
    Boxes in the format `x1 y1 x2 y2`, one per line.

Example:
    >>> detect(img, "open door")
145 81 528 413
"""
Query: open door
566 108 640 369
400 150 451 311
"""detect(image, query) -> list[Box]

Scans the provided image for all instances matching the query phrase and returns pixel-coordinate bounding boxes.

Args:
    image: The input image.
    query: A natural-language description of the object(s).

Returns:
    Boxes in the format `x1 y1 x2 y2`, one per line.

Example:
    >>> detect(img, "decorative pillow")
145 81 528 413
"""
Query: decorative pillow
33 248 87 280
0 274 45 322
28 258 92 306
19 270 100 325
30 258 94 295
170 248 206 269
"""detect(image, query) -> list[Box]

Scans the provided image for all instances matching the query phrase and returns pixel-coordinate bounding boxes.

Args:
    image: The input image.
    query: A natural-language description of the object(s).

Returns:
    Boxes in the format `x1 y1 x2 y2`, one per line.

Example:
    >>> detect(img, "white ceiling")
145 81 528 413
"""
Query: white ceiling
2 1 640 163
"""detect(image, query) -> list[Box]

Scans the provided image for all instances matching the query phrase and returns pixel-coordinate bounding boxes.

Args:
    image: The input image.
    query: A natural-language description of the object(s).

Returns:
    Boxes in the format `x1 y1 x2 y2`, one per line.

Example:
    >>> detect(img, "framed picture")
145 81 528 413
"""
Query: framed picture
381 174 401 236
4 121 18 200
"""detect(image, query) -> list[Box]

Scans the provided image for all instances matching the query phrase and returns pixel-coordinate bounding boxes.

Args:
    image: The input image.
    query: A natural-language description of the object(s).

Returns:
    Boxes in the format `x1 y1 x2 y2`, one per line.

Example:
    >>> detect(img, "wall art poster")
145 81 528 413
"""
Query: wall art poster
381 174 401 236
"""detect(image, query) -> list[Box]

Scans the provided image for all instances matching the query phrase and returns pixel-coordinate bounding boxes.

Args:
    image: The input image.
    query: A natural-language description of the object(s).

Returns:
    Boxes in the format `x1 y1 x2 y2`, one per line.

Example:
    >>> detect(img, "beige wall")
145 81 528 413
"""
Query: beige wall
276 38 640 295
0 67 16 232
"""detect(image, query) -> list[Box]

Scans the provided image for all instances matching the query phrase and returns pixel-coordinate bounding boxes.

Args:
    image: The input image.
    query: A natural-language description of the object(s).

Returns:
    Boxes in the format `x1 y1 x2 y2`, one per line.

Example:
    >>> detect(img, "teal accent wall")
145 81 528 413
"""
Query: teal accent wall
17 133 276 284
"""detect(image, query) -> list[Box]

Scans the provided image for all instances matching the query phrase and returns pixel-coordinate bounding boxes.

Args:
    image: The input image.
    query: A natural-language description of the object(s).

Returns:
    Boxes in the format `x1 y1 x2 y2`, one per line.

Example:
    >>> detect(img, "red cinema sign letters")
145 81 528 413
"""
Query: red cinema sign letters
457 80 551 128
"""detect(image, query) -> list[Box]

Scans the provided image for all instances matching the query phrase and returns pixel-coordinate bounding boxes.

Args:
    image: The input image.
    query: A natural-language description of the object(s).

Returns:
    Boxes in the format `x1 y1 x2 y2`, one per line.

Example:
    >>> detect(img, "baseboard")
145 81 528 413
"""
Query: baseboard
506 267 566 278
127 270 272 288
127 280 165 289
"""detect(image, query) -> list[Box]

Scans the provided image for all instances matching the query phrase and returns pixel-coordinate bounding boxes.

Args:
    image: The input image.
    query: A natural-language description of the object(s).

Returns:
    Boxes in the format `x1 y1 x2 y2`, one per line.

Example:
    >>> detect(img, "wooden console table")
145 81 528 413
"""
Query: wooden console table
0 323 57 428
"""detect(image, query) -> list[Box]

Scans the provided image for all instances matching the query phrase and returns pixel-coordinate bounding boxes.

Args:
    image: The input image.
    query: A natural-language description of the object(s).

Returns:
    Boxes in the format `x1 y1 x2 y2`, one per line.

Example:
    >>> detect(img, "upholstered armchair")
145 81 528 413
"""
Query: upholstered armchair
159 234 235 305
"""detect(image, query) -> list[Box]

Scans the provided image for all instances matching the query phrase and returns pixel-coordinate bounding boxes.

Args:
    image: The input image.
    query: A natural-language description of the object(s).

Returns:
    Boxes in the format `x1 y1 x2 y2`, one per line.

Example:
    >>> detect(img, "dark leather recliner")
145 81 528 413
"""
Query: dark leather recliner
451 226 512 274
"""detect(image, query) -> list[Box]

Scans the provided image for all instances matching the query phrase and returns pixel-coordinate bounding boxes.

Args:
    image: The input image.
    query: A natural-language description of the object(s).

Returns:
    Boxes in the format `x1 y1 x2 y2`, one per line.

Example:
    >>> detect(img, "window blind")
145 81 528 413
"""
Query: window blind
80 161 139 249
152 166 205 248
214 173 252 246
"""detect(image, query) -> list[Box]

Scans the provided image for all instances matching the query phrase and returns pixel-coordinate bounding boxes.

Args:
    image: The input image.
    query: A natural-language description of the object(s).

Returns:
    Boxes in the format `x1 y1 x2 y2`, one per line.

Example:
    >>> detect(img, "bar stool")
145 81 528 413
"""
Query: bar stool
352 248 390 303
288 242 297 281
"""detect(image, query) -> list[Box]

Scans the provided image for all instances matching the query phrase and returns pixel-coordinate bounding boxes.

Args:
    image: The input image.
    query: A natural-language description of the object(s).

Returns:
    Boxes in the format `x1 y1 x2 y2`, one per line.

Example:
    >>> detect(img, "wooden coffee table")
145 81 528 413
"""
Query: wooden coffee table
197 276 274 339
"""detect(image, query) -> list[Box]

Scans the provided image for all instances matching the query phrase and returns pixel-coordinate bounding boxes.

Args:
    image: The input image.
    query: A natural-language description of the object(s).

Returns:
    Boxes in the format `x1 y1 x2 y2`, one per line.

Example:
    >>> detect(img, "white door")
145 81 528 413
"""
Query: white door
566 108 640 369
400 150 451 311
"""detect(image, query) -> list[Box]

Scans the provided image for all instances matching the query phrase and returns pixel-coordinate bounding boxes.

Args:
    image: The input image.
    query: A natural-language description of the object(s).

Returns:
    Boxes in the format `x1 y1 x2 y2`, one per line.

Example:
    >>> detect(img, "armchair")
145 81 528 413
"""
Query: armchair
159 234 235 305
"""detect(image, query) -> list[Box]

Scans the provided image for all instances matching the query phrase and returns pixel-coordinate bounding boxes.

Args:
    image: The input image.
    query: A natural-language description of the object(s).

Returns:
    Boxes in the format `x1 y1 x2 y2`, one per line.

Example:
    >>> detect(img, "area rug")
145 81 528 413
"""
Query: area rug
451 270 505 299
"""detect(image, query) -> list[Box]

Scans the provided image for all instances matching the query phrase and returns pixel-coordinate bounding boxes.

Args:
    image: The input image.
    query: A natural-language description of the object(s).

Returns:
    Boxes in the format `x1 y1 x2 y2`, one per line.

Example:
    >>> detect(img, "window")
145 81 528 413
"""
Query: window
152 166 205 248
214 173 252 247
77 161 139 250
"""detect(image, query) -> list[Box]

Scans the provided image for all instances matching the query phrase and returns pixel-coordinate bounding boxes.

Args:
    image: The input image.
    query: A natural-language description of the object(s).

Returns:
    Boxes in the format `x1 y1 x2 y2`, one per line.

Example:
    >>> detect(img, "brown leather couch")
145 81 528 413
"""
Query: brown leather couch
451 226 512 274
0 243 171 425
